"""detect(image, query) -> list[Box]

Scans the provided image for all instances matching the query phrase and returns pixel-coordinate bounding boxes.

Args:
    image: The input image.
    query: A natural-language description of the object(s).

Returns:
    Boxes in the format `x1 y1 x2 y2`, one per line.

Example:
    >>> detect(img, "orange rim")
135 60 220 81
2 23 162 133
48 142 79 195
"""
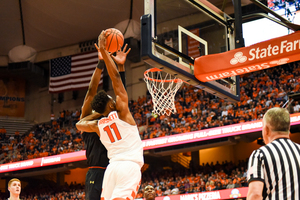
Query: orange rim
144 68 182 83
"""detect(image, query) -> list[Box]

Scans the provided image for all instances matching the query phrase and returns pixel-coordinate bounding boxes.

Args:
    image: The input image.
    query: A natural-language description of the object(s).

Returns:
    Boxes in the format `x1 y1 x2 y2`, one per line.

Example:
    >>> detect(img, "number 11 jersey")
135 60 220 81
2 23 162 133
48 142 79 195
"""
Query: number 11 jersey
97 111 144 168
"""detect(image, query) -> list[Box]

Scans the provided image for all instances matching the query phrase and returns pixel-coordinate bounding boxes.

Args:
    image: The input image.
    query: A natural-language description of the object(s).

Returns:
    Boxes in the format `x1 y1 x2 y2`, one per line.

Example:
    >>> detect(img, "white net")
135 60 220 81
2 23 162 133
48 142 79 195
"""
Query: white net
144 68 183 116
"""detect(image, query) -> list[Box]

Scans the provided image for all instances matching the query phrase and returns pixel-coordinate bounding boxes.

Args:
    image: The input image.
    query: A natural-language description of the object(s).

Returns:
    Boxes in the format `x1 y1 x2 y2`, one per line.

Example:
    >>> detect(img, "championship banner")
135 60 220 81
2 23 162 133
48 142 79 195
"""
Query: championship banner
0 78 25 117
194 31 300 82
152 188 249 200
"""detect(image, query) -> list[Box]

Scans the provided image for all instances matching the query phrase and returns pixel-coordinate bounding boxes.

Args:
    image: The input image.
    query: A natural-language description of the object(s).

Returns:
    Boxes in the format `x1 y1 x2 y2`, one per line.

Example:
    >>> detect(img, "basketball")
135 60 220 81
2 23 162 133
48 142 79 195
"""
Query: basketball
105 28 124 53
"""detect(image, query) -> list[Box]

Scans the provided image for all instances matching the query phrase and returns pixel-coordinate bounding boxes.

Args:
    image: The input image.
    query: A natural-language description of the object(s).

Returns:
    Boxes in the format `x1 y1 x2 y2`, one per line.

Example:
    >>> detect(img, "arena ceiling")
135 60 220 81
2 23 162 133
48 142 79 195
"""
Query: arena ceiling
0 0 143 64
0 0 256 66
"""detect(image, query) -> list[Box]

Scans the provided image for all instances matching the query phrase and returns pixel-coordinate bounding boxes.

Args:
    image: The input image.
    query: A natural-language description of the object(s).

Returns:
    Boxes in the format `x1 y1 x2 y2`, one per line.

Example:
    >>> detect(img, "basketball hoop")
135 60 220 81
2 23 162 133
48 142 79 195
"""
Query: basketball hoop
144 68 183 116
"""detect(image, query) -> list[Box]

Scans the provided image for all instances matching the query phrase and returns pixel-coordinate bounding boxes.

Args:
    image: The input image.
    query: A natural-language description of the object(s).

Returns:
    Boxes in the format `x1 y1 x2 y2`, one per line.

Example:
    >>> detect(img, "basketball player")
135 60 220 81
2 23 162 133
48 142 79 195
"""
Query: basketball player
81 42 130 200
144 185 156 200
7 178 21 200
76 30 143 200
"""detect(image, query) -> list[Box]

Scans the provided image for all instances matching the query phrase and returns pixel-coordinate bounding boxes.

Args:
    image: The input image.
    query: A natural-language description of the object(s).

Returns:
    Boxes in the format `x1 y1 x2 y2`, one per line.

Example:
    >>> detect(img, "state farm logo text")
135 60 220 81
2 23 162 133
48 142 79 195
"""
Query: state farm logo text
230 39 299 65
206 58 289 81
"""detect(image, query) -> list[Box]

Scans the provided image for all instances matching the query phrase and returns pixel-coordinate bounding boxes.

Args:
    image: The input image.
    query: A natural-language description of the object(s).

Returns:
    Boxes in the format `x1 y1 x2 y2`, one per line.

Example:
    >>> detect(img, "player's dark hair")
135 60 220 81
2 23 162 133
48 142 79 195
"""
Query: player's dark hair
91 90 110 114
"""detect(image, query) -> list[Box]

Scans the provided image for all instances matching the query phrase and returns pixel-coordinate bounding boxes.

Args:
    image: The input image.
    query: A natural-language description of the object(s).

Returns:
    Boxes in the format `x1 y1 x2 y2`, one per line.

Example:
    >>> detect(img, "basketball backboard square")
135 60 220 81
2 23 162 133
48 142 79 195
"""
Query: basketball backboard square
141 0 240 102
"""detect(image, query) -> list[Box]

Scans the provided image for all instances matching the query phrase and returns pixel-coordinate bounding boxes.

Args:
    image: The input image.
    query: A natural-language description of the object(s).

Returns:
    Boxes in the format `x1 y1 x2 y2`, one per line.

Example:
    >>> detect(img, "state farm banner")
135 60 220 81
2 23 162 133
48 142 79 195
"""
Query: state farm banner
0 78 25 117
194 31 300 82
151 188 248 200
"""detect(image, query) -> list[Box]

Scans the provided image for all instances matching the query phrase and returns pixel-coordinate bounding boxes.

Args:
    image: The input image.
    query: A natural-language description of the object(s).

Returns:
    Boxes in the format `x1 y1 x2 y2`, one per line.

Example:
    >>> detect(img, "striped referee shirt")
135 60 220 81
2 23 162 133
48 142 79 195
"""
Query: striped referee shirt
247 138 300 200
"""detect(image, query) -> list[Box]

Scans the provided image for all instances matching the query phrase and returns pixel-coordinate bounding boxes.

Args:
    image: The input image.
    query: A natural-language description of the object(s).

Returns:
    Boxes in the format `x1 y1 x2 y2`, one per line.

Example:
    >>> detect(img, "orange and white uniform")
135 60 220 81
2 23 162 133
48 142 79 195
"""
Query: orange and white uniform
98 111 144 200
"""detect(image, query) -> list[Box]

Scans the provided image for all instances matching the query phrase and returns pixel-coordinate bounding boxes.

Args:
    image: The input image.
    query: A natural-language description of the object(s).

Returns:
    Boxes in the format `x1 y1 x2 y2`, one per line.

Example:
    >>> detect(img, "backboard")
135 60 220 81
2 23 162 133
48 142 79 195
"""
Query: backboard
141 0 240 102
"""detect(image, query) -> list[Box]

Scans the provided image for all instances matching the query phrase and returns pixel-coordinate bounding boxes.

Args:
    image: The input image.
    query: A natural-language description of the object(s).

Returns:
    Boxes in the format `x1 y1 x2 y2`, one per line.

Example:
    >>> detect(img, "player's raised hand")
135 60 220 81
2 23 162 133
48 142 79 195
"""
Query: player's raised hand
98 30 107 50
94 43 103 60
111 44 131 66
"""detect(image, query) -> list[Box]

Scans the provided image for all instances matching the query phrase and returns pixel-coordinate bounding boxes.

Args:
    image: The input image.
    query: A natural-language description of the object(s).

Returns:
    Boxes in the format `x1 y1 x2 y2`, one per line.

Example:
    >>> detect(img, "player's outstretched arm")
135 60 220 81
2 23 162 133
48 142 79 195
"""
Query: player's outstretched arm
76 112 102 135
98 31 126 99
80 46 104 120
111 44 131 88
98 31 135 124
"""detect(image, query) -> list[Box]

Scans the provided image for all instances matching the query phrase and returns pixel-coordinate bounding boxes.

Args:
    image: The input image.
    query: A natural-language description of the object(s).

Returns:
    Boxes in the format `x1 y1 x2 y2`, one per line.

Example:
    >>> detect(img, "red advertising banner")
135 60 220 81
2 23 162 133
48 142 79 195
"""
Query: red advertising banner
194 31 300 82
143 112 300 150
1 113 300 173
143 187 249 200
0 151 86 173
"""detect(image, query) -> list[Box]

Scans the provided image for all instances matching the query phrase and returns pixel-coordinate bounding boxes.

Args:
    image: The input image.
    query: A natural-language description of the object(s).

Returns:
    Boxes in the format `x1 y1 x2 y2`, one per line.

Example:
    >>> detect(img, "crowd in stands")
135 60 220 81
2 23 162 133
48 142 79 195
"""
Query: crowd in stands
1 62 300 164
0 160 247 199
0 120 83 164
137 62 300 139
136 160 248 198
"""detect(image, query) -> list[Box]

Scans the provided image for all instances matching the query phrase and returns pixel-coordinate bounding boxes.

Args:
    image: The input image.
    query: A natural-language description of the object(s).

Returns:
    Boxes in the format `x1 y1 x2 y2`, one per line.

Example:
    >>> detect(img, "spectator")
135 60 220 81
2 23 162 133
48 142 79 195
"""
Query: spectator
213 182 223 191
199 183 206 192
171 187 179 195
226 179 235 189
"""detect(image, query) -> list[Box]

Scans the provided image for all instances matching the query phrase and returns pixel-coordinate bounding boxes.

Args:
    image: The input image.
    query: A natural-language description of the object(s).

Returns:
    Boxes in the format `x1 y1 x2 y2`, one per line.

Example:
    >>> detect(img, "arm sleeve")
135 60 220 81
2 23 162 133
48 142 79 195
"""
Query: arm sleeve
120 71 126 90
247 149 265 183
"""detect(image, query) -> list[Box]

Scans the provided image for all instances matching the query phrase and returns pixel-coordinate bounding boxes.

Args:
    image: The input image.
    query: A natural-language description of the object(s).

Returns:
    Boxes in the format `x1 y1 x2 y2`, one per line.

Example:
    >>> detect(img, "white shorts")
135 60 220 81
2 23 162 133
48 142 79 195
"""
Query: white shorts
101 161 141 200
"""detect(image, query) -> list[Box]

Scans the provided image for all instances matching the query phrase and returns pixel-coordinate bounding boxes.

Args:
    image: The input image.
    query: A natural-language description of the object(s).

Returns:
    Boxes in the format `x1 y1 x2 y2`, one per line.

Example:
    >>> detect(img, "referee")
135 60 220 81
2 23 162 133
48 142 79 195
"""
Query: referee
81 43 130 200
247 107 300 200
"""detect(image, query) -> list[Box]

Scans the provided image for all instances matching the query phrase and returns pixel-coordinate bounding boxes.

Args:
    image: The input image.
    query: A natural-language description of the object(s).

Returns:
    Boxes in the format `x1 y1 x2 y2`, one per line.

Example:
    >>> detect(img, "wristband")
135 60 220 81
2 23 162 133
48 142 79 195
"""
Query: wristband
96 60 105 70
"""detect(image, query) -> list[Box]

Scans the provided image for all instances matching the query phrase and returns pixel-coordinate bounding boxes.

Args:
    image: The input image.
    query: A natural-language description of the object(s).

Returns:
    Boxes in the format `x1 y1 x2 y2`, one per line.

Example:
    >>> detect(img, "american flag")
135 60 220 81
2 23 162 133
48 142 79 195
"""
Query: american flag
49 51 102 93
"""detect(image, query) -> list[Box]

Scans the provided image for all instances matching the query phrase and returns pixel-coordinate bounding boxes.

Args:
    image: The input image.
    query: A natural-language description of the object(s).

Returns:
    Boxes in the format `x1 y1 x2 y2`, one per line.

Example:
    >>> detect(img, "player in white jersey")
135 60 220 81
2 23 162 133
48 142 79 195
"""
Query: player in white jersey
97 111 143 166
76 31 144 200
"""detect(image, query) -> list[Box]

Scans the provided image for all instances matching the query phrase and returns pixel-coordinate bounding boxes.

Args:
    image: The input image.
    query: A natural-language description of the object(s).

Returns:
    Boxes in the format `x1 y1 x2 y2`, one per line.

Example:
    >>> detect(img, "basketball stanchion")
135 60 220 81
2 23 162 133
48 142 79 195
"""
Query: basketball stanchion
144 68 183 116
